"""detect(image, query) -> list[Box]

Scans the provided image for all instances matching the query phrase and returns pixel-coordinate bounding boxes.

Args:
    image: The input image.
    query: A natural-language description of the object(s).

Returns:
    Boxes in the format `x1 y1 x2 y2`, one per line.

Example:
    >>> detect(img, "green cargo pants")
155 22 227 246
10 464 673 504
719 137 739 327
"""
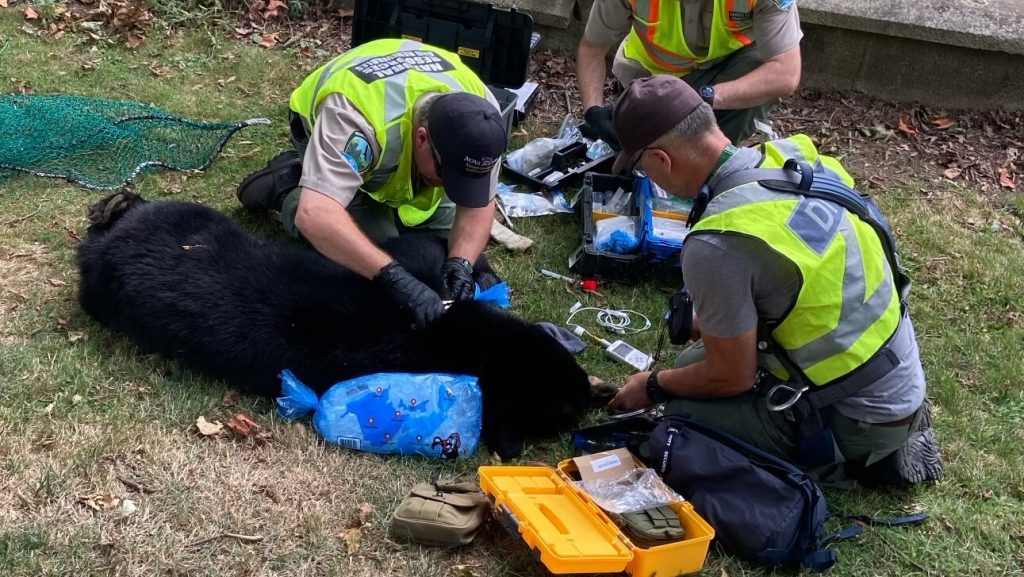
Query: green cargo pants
613 44 774 145
665 341 922 486
277 112 457 244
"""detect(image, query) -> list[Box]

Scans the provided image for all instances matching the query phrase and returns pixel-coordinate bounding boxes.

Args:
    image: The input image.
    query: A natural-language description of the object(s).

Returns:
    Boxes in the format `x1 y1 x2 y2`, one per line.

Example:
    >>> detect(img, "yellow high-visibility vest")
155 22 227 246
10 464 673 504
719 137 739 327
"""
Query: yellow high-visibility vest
289 38 489 226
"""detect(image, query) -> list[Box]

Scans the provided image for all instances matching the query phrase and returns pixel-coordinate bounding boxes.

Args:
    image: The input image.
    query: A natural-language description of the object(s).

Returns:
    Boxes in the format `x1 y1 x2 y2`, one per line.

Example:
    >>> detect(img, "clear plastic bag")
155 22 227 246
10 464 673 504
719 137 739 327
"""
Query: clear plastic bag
573 468 684 514
587 139 614 160
594 214 639 254
496 183 572 217
650 216 690 243
504 114 581 174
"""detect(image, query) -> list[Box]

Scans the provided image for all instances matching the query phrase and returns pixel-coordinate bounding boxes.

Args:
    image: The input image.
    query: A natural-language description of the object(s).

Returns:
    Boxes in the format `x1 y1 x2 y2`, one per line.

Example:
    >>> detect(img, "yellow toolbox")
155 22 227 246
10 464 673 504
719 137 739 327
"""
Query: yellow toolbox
478 456 714 576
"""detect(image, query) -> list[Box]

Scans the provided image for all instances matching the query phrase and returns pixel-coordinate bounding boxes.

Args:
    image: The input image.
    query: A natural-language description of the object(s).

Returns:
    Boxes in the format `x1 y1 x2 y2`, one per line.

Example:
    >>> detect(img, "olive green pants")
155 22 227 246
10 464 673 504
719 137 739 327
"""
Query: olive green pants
612 44 774 145
665 341 921 486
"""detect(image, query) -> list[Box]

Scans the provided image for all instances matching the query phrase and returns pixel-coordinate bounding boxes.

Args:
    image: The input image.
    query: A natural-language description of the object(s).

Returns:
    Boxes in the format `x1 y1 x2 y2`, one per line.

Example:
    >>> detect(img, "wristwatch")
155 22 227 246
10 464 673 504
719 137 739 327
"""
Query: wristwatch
698 85 716 107
645 369 672 404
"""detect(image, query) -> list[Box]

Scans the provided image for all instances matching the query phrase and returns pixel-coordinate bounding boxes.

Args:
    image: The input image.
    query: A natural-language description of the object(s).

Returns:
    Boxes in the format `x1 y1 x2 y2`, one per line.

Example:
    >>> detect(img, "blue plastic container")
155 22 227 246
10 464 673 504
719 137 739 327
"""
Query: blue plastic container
638 177 689 264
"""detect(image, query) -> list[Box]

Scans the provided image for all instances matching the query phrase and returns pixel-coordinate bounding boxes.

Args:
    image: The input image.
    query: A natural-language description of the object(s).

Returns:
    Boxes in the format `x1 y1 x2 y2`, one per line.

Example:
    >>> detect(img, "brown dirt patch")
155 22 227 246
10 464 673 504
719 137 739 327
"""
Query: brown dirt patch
0 242 54 344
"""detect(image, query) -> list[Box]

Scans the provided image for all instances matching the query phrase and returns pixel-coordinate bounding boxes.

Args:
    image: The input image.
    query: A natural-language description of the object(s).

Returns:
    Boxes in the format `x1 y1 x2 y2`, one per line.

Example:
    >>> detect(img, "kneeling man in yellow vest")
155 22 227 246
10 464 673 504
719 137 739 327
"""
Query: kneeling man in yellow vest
607 75 942 488
577 0 802 147
237 39 507 330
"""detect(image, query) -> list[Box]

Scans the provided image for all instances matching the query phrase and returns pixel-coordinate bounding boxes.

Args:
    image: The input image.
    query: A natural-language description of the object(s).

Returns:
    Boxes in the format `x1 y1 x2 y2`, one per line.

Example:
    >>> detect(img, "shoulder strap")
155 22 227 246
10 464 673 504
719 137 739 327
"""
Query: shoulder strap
710 160 911 305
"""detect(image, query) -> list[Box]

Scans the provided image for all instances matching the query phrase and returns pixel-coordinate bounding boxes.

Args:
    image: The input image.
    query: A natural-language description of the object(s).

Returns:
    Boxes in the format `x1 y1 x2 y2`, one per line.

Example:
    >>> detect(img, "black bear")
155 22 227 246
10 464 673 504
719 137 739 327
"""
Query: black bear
76 192 592 459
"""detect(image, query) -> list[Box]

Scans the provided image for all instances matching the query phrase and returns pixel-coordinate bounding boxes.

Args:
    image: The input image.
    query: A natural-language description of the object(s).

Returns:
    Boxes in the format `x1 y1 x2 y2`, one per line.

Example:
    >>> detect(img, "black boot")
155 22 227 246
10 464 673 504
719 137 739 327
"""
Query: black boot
236 150 302 212
855 401 944 489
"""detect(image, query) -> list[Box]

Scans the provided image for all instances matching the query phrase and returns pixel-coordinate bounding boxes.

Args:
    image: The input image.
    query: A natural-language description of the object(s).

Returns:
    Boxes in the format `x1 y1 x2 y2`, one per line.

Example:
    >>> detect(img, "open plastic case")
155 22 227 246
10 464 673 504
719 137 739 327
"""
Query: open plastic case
478 458 714 576
502 139 616 191
569 173 647 281
569 172 694 281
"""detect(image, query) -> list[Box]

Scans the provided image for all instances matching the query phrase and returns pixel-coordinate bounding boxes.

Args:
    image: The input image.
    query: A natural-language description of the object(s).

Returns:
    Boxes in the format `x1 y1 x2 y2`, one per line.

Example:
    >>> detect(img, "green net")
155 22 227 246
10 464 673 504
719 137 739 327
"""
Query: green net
0 94 270 189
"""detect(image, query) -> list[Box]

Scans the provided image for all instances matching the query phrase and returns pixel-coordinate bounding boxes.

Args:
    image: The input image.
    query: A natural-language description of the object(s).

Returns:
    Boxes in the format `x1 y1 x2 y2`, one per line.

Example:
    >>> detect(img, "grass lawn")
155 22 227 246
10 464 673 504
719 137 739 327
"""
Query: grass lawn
2 8 1024 577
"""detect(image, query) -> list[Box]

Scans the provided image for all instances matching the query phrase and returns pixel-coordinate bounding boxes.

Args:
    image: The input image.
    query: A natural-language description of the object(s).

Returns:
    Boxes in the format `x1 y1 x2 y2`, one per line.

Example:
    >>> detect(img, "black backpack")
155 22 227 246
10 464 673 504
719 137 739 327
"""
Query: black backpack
635 414 927 572
571 414 929 571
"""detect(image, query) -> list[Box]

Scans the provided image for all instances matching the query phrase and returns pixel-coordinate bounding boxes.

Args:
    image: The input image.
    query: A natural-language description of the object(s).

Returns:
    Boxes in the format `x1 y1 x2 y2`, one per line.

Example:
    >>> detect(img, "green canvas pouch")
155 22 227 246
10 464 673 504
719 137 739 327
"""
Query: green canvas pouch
390 481 491 546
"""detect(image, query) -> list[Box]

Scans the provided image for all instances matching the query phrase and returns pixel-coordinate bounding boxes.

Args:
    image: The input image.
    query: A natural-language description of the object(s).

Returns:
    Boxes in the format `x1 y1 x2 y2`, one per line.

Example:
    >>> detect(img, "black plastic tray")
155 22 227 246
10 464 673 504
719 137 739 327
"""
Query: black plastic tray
502 140 616 191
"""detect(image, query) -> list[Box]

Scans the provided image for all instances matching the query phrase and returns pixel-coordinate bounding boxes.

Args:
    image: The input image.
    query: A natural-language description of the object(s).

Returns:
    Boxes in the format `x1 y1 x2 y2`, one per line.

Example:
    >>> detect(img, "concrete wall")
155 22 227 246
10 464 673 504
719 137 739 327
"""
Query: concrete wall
334 0 1024 111
799 23 1024 111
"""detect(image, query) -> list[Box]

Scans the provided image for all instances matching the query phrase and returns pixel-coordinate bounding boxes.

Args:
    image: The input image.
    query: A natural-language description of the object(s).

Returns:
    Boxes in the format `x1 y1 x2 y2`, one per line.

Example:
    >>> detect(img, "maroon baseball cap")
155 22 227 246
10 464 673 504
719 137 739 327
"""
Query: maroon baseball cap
429 92 506 208
611 75 704 173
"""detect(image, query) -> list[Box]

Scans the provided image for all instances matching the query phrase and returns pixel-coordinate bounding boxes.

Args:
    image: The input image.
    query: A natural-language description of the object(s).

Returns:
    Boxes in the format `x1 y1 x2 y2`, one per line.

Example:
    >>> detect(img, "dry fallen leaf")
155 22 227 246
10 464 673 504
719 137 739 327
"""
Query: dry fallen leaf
47 278 66 287
932 115 955 130
221 389 240 407
226 412 260 437
336 526 362 555
79 493 121 511
125 33 144 49
259 33 278 48
450 565 480 577
943 167 962 180
998 168 1016 190
196 416 224 436
896 117 917 137
23 6 38 20
263 0 288 18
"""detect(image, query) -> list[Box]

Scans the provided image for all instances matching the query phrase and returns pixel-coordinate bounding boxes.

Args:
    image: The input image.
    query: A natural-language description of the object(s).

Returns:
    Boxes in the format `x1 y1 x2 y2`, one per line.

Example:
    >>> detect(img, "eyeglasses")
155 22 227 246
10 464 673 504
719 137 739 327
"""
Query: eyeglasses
431 143 443 176
625 147 657 175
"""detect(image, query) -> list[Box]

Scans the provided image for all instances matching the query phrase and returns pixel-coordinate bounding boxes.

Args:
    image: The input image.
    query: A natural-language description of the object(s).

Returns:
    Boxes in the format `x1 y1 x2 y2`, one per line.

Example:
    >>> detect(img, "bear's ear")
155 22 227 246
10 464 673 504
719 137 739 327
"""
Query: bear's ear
484 423 527 461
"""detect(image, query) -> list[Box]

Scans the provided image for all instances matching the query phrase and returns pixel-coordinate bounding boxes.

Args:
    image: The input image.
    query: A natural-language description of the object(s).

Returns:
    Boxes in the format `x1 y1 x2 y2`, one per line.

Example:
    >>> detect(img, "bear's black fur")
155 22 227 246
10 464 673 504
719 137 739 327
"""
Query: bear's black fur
76 192 592 459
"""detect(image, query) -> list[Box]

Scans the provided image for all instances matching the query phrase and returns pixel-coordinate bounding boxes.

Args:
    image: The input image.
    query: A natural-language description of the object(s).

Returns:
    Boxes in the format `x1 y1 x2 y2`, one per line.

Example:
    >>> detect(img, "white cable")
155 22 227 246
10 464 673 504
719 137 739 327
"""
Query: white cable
566 306 652 335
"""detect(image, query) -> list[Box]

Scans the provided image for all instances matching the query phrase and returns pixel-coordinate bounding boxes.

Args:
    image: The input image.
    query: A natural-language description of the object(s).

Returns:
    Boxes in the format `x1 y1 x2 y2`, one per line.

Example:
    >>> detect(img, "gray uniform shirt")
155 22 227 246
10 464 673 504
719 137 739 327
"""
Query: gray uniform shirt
299 92 502 208
682 147 925 423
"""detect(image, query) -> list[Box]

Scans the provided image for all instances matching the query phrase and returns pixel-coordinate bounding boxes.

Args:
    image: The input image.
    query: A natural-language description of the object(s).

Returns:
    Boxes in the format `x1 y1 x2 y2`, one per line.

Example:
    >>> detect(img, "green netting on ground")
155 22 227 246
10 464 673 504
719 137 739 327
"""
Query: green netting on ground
0 94 270 189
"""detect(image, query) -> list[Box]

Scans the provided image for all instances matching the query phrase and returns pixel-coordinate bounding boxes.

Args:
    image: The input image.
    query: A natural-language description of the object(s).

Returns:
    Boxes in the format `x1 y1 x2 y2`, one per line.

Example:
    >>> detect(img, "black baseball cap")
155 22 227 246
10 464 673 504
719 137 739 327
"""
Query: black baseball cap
611 75 704 174
428 92 506 208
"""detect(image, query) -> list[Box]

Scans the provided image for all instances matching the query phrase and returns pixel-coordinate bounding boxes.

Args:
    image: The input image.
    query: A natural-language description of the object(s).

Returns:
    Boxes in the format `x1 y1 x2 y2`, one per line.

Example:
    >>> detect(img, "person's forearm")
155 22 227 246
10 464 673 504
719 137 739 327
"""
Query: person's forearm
711 47 801 110
294 188 392 279
447 201 495 263
658 358 756 398
576 38 611 110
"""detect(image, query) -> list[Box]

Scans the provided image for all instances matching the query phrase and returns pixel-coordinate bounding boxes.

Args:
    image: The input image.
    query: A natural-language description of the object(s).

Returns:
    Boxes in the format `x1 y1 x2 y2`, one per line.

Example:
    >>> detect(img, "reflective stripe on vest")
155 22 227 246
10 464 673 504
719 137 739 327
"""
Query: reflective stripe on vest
623 0 755 75
689 137 901 386
288 39 488 227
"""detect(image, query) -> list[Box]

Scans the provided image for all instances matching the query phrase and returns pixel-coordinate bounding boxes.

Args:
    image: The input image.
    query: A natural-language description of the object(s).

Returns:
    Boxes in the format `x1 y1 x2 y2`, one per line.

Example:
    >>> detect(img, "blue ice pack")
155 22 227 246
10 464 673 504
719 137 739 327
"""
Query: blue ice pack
276 369 483 459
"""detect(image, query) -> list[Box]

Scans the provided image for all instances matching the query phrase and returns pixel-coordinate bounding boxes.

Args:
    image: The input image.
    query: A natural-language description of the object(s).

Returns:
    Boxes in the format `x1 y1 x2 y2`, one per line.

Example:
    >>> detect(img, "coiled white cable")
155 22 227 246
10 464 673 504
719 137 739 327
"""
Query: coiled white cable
566 305 652 335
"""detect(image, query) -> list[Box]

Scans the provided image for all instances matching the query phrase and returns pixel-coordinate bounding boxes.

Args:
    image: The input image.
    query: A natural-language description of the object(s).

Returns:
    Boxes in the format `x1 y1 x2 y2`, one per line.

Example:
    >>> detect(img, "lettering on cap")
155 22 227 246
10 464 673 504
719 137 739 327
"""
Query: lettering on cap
463 155 497 175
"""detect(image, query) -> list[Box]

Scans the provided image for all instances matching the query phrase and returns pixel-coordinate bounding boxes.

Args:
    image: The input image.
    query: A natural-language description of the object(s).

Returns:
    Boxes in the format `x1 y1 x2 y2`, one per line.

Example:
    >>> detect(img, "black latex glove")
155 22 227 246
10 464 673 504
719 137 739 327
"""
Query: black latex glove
580 105 621 151
439 257 476 302
374 261 445 329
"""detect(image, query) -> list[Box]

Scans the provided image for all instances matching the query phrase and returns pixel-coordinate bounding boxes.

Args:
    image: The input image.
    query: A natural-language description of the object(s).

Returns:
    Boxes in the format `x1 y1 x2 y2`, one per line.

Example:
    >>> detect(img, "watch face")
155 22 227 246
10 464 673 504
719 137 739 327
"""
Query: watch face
700 86 714 99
